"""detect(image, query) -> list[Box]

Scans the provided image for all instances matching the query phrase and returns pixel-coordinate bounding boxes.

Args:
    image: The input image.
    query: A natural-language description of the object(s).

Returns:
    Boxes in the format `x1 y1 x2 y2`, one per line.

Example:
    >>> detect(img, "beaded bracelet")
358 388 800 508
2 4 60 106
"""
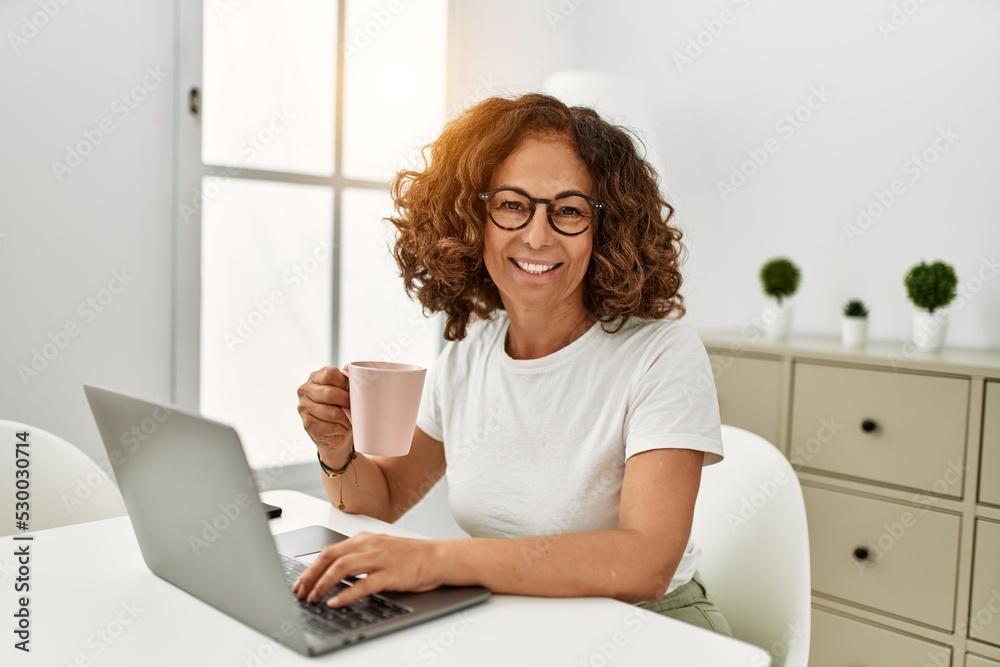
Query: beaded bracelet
318 448 358 510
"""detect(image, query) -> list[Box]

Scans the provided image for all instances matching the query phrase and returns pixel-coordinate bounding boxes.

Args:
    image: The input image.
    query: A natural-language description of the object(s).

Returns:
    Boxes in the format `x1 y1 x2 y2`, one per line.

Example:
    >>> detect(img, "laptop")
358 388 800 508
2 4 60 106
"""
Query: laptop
84 384 491 656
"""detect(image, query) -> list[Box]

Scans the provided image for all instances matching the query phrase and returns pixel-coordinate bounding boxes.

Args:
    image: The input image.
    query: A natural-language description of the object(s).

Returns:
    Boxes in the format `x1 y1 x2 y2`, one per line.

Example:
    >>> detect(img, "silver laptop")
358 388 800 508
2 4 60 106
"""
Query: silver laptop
84 384 490 656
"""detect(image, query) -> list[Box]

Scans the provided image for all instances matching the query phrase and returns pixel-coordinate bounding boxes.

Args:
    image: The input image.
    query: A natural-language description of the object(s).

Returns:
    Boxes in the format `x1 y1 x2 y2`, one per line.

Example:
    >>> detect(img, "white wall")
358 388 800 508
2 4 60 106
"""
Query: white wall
1 0 996 504
451 0 1000 349
0 0 175 463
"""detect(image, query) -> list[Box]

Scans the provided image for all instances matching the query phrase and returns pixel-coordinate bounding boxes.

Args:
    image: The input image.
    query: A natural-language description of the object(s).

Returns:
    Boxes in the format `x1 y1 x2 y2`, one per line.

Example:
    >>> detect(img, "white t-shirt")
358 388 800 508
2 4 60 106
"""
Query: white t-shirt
415 312 724 594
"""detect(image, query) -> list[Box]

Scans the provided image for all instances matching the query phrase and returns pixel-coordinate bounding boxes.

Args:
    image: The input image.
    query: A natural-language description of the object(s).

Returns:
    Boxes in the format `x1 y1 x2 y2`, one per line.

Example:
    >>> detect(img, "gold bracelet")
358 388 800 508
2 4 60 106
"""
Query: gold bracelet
317 448 359 510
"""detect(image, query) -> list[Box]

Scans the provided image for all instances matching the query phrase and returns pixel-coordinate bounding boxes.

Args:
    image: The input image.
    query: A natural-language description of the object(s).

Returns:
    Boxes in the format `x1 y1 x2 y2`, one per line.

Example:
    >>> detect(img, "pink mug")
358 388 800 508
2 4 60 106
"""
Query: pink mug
342 361 426 457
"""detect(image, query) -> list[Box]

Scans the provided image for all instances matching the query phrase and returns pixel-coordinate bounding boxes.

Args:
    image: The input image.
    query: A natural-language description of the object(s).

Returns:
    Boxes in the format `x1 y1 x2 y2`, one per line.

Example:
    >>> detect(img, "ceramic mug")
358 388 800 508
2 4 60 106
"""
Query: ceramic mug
342 361 426 456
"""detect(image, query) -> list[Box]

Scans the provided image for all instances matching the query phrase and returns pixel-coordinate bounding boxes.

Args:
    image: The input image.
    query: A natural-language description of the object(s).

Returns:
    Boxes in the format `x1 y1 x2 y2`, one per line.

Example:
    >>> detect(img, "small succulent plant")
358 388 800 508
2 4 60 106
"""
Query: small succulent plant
842 299 869 318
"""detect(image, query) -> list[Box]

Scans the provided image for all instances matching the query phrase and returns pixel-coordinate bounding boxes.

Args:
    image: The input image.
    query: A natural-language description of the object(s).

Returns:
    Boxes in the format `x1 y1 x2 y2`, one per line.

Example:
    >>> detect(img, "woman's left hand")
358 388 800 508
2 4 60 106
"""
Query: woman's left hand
291 532 447 607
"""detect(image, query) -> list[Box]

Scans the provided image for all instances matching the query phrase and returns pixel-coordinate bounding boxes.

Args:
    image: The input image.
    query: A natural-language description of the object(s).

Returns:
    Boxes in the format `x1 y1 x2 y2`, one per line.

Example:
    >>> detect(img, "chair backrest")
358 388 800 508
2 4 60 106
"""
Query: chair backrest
691 425 811 667
0 419 126 537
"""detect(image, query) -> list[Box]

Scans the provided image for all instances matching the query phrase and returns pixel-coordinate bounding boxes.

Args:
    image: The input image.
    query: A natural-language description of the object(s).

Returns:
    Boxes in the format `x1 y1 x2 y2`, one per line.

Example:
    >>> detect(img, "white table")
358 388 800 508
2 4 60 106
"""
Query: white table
1 490 771 666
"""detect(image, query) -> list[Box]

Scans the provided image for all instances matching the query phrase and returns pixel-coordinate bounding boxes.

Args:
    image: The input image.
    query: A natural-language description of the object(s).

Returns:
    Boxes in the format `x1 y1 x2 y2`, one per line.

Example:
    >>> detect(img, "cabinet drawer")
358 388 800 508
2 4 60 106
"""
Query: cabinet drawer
970 520 1000 646
708 353 783 447
790 363 969 496
968 655 1000 667
803 485 961 630
811 607 950 667
980 382 1000 507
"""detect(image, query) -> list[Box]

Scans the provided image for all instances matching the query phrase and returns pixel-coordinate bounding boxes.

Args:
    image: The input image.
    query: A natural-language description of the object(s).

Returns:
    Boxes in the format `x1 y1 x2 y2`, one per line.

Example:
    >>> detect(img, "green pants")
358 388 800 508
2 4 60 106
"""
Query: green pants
636 572 732 637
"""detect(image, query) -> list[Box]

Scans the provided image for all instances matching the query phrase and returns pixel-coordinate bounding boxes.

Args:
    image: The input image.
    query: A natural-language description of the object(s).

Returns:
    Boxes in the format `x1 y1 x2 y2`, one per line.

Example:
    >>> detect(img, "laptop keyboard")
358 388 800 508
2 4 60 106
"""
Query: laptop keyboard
280 555 412 638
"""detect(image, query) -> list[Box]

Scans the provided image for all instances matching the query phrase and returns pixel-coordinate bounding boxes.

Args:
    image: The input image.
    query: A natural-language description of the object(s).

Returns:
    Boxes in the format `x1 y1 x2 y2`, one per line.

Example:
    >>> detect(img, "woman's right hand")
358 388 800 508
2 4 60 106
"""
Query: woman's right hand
297 366 354 457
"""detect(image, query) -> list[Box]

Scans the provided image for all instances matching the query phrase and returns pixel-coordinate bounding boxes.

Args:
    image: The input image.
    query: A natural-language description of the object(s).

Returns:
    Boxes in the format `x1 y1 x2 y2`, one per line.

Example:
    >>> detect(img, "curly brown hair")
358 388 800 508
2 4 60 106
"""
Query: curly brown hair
388 92 686 341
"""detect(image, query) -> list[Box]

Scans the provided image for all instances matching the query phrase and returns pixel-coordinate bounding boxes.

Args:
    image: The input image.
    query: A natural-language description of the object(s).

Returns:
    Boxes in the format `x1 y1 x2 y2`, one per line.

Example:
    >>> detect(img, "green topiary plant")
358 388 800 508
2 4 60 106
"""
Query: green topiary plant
760 258 801 304
843 299 869 318
905 260 958 313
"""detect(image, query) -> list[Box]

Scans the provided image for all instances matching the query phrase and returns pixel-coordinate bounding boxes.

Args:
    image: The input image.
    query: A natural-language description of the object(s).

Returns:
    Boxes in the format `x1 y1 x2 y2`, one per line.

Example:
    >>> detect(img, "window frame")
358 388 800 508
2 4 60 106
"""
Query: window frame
172 0 453 413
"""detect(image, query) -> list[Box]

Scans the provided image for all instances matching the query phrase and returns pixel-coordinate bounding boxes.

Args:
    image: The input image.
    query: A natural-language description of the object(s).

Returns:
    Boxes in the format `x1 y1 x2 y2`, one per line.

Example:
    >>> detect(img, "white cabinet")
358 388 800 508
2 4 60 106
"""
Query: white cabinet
707 352 784 447
702 333 1000 666
803 486 960 630
970 519 1000 647
811 607 950 667
981 383 1000 507
968 655 1000 667
789 363 968 496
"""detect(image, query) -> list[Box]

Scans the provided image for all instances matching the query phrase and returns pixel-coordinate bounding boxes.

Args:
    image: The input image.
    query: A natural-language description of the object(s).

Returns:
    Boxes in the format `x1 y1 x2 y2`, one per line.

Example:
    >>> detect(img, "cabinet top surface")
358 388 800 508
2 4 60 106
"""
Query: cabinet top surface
699 331 1000 377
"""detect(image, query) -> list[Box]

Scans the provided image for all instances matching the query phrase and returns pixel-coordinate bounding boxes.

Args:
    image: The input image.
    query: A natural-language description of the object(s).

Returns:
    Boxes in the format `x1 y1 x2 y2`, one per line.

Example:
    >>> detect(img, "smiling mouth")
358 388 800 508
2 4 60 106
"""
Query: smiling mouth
511 259 561 275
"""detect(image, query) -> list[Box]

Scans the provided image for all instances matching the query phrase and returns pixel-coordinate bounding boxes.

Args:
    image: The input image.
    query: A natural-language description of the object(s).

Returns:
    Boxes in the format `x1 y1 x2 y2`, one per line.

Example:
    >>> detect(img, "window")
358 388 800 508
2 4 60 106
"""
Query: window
178 0 449 467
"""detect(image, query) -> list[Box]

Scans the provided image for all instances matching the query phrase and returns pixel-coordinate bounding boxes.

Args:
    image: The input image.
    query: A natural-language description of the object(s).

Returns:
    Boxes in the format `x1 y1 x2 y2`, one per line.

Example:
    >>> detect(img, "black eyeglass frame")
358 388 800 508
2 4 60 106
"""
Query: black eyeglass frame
478 187 604 237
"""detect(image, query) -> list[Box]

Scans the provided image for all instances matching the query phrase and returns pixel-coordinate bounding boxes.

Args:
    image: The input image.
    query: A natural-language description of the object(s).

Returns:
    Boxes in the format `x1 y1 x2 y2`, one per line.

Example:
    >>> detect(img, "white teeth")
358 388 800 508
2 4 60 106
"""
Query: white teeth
514 260 557 275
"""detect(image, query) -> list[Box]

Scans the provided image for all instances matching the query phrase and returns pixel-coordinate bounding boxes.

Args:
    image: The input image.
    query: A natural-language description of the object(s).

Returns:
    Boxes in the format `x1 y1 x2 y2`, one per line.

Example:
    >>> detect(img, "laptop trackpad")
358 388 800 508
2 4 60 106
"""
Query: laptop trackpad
273 525 351 562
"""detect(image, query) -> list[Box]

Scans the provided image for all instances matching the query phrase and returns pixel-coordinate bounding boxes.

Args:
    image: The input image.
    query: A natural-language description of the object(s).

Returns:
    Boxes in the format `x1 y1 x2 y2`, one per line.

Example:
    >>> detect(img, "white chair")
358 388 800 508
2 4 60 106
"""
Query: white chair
691 425 811 667
0 419 126 536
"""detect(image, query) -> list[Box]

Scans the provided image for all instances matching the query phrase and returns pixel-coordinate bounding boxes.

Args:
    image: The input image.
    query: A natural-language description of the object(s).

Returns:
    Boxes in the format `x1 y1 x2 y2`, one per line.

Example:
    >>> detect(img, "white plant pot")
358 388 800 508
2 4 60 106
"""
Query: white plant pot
912 309 948 352
762 301 793 340
841 316 868 347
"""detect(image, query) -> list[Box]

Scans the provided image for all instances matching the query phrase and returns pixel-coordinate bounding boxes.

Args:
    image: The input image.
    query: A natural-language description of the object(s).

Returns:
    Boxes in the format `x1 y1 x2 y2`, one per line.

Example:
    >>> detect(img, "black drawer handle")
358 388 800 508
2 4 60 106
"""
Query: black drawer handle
861 419 878 434
853 546 870 561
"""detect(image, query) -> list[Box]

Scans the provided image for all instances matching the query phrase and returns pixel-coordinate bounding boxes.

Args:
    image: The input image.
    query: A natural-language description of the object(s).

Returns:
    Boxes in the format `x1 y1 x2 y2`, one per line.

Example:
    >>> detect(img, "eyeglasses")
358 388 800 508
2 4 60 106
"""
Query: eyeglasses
478 187 604 237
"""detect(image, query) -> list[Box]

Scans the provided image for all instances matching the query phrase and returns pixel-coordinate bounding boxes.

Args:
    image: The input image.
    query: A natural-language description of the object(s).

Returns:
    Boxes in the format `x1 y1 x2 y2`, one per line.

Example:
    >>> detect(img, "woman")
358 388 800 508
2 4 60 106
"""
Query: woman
293 93 730 635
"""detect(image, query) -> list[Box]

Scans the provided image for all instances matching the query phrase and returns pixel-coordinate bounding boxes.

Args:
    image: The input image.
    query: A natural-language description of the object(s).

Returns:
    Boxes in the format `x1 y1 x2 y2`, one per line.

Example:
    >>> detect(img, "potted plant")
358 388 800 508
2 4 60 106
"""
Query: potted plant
904 260 958 352
759 257 801 340
841 299 869 347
